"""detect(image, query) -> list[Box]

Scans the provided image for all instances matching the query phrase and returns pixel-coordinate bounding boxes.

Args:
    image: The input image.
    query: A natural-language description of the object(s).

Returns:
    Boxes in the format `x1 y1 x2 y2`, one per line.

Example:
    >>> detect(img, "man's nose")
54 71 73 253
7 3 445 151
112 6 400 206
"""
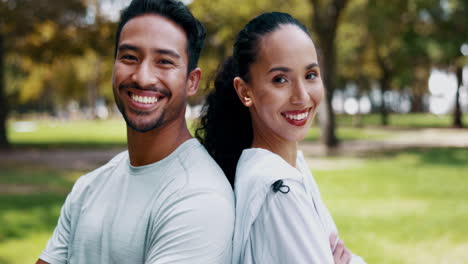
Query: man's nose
132 61 158 87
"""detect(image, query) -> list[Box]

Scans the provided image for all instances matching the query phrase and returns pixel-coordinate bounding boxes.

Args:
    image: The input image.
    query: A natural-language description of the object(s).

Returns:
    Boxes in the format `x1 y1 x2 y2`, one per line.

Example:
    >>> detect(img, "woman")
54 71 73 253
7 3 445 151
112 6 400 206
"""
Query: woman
196 12 366 264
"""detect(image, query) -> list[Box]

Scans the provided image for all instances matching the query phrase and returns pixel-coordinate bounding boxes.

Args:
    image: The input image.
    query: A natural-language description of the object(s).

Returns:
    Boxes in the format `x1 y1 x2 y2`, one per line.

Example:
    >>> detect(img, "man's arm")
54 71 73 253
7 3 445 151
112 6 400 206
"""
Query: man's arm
35 259 49 264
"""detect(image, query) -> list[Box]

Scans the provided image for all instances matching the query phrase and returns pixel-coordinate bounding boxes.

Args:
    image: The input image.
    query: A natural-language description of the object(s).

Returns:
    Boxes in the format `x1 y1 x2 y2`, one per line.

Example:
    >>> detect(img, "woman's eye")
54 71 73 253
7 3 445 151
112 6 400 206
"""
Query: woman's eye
306 72 317 80
273 76 287 83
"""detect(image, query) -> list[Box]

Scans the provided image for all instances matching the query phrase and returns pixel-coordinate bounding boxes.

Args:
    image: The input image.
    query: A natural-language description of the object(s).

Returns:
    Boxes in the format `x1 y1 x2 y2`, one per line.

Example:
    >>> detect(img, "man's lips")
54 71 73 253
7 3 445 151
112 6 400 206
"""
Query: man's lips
125 89 167 110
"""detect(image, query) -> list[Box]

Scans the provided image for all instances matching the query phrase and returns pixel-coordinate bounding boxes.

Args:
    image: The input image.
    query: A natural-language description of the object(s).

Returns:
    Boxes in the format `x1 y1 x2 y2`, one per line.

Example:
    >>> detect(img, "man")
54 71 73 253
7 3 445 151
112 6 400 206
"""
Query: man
36 0 234 263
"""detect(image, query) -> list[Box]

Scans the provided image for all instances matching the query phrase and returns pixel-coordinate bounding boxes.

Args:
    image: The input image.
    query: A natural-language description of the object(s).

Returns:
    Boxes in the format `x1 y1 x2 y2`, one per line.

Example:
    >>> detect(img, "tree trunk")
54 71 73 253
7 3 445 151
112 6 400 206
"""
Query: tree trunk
379 73 390 126
317 40 339 146
411 93 424 112
0 33 9 149
453 66 463 128
309 0 348 147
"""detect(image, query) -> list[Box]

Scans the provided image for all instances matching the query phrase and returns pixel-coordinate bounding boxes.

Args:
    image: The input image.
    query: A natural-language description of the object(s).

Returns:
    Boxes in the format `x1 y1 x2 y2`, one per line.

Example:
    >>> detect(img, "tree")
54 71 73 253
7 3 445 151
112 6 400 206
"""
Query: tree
425 0 468 127
0 0 87 148
308 0 349 146
364 0 435 125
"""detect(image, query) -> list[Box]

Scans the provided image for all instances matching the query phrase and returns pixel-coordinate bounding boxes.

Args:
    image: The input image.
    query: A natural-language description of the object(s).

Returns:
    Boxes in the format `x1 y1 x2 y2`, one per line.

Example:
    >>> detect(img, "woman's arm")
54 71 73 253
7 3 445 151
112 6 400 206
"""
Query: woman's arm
248 179 335 263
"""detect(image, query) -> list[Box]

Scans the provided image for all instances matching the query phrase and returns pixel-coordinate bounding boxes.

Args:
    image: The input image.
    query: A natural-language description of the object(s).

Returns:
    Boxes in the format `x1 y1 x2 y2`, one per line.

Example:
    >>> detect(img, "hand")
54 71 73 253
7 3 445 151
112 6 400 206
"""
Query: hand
329 233 352 264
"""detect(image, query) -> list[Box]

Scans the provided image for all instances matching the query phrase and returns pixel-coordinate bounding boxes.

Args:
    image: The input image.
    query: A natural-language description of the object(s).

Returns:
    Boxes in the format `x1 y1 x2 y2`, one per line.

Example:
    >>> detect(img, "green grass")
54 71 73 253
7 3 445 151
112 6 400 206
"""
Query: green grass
305 126 396 141
334 113 468 128
7 113 467 149
1 148 467 263
0 166 81 263
8 119 127 148
311 148 468 264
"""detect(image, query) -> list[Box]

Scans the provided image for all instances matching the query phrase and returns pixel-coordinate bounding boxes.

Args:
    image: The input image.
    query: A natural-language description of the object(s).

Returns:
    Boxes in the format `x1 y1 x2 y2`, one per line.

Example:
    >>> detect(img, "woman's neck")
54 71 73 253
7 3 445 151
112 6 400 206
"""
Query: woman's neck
251 133 298 168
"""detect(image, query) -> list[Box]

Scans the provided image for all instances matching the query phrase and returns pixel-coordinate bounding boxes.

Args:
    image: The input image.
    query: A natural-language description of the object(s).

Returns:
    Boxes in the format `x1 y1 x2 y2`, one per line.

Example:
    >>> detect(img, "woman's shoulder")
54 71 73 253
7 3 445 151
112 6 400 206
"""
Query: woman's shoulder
235 148 302 187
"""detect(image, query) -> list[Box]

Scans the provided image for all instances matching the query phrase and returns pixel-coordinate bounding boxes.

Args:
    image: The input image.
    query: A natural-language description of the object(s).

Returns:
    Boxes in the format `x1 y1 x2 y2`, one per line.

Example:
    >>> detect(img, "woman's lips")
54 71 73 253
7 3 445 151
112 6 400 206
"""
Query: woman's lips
281 108 311 126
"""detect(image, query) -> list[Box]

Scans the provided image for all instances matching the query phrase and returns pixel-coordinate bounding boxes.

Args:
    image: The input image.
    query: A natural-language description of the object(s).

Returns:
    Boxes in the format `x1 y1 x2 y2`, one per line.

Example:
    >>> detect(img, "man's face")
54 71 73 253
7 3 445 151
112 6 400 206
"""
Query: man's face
112 14 196 132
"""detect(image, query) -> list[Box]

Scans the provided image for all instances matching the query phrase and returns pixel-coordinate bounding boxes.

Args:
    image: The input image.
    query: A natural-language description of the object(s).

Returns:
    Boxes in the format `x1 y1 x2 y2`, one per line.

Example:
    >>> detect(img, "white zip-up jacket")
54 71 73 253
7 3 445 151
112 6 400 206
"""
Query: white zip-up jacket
232 148 366 264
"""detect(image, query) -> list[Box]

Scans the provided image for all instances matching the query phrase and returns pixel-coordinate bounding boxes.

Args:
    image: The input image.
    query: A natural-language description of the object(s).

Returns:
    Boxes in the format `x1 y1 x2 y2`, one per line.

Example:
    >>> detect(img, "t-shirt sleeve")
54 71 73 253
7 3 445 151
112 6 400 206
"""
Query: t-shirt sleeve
38 191 74 264
144 190 234 264
248 179 335 264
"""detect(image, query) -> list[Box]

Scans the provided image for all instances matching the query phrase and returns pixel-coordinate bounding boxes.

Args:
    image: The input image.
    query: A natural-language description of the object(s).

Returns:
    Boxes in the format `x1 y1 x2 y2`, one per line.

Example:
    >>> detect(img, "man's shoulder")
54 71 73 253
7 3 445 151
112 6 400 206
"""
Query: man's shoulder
176 140 228 181
72 150 128 193
171 139 233 198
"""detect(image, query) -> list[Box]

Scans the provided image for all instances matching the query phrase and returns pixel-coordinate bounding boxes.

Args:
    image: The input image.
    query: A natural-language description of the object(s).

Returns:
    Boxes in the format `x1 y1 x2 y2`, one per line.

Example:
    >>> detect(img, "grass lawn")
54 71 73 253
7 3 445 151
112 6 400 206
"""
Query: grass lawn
311 148 468 264
8 119 127 148
1 148 467 263
0 167 83 264
10 113 464 148
333 113 468 128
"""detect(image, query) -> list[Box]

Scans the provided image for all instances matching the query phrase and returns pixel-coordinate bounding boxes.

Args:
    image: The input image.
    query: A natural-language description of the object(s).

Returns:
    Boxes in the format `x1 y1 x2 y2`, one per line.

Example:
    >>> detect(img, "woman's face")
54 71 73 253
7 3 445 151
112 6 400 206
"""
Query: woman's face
241 25 324 144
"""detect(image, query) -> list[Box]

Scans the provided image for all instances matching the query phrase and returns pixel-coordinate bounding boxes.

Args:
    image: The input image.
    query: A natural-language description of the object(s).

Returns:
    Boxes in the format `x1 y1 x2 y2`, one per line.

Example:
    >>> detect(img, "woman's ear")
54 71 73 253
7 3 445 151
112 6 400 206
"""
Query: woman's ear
233 77 253 107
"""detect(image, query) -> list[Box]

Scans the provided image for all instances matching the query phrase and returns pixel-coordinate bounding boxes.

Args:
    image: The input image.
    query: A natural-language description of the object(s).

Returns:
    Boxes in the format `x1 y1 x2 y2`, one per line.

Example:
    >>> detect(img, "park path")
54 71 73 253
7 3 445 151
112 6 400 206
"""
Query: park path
1 128 467 171
301 127 468 156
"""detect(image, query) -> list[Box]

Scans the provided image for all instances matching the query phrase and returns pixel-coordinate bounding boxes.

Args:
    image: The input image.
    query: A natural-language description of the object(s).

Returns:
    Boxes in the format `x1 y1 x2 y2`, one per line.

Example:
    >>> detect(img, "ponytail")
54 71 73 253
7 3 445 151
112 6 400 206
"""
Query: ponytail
195 57 252 186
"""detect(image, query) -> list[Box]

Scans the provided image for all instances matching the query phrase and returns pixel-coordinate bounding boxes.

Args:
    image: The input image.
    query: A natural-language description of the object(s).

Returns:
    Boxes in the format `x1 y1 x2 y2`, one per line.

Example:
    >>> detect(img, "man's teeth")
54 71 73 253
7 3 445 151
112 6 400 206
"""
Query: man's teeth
285 112 308 121
131 94 158 104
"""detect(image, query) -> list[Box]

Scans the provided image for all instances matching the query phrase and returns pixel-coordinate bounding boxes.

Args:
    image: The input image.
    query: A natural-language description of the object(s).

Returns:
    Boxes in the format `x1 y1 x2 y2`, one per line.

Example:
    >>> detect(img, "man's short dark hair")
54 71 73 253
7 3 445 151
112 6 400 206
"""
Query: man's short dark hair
114 0 206 72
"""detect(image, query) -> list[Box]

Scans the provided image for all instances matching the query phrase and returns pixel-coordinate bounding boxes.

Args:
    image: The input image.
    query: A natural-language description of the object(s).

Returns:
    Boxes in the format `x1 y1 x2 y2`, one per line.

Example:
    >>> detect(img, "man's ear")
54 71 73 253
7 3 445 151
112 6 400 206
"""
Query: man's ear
186 68 202 96
233 77 253 107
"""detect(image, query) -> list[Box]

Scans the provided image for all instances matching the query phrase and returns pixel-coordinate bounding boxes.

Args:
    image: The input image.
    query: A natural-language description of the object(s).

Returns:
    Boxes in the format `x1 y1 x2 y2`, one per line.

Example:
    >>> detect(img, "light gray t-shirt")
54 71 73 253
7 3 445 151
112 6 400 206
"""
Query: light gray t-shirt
39 139 234 264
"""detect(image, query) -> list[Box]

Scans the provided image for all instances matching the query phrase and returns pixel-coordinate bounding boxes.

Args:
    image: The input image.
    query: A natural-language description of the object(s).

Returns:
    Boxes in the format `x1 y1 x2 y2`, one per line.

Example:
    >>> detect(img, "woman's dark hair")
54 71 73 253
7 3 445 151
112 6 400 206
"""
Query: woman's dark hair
114 0 206 72
196 12 310 186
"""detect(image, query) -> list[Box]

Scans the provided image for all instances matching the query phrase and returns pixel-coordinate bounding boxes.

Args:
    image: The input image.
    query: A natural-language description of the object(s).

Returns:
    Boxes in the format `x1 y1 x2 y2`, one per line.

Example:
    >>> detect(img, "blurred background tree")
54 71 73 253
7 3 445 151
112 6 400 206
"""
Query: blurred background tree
0 0 87 148
424 0 468 127
1 0 467 149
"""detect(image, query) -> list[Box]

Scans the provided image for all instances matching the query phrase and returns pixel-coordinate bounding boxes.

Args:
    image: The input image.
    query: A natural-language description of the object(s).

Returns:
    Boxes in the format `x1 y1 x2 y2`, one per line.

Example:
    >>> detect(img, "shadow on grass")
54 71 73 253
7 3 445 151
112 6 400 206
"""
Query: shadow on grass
0 193 65 242
373 147 468 168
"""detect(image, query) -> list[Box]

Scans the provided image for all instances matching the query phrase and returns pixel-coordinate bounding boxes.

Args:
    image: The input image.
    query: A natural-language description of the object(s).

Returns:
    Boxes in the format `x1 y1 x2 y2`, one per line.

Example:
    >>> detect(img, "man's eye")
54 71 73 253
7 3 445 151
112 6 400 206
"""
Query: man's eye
120 55 137 61
273 76 287 83
159 59 174 65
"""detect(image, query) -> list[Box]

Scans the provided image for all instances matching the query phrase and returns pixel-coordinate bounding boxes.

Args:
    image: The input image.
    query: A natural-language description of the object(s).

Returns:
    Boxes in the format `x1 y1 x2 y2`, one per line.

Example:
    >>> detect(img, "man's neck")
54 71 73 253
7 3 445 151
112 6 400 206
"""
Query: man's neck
127 119 192 167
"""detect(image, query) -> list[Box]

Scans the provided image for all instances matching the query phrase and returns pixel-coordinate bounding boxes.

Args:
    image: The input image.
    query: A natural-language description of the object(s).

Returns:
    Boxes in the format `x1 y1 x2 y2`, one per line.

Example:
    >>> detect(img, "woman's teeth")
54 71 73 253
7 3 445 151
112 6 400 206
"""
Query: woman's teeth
285 112 308 120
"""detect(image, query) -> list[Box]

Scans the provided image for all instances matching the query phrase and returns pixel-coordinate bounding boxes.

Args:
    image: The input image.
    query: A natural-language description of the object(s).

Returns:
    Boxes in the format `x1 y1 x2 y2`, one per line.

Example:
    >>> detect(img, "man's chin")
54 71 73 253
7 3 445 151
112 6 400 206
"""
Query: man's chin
122 113 164 133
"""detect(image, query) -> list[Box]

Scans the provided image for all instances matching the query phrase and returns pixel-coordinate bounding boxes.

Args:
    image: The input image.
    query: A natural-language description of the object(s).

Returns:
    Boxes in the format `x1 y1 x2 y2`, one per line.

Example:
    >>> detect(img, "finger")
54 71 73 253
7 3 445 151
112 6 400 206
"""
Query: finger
333 239 344 263
342 248 352 264
329 233 338 250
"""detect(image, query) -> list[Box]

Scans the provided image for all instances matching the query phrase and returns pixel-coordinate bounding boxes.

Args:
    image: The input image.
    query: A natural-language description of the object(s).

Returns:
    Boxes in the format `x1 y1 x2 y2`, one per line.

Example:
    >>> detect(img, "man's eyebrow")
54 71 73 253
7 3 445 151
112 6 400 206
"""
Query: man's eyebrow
117 45 181 59
118 44 140 53
268 66 291 73
306 63 319 70
152 48 181 59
